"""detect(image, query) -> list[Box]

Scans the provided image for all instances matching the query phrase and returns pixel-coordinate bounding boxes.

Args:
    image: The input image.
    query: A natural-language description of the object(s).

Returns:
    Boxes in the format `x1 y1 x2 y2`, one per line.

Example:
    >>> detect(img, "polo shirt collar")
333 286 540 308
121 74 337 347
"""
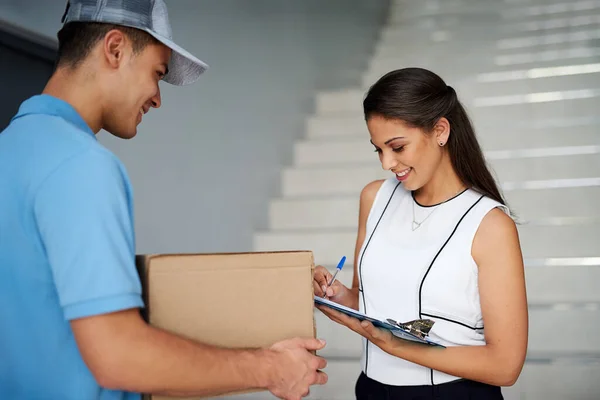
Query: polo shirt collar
12 94 96 139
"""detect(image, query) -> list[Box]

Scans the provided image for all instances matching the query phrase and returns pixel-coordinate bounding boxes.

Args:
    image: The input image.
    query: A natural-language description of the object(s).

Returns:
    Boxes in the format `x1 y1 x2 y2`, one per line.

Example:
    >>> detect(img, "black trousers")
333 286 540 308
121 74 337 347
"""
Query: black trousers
355 372 504 400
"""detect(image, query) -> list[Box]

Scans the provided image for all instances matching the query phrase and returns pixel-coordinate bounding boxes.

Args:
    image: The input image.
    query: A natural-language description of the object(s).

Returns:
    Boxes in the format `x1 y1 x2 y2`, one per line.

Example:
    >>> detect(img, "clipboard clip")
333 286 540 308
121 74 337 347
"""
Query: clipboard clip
386 318 435 339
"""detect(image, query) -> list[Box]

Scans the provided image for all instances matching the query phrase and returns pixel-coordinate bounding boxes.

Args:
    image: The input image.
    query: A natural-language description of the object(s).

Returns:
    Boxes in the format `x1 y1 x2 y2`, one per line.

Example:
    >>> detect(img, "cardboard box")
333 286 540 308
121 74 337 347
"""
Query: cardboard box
135 251 316 400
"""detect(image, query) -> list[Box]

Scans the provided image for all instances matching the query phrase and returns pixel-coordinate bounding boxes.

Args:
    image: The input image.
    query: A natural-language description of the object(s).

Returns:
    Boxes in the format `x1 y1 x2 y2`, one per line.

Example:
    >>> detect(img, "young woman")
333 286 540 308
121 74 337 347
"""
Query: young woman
314 67 528 399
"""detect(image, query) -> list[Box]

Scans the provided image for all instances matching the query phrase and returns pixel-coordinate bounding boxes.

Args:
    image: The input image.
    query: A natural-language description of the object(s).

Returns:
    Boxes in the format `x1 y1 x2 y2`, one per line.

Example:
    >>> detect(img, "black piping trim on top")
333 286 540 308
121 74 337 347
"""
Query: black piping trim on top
421 312 484 330
358 181 401 376
430 370 434 392
412 187 469 208
418 195 484 386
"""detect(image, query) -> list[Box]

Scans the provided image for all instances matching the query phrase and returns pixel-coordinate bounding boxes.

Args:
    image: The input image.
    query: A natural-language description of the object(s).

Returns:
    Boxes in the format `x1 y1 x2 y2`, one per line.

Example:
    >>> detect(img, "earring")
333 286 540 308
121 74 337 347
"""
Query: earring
438 141 444 146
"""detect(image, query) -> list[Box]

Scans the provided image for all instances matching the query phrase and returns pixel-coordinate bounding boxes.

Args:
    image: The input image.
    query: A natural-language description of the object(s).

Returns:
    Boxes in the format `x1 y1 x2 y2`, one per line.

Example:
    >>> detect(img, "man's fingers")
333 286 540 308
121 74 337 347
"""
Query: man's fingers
311 355 327 370
318 356 328 370
313 371 328 385
293 337 327 351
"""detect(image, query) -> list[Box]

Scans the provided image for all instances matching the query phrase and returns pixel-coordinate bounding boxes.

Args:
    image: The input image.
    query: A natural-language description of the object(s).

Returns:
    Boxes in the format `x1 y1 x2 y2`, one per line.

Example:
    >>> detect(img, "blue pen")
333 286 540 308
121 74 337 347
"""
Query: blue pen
323 256 346 298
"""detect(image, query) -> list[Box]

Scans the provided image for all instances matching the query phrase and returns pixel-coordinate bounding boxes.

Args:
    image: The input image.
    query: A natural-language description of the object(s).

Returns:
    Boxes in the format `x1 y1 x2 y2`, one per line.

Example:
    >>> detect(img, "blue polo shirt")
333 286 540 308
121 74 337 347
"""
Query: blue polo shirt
0 95 143 400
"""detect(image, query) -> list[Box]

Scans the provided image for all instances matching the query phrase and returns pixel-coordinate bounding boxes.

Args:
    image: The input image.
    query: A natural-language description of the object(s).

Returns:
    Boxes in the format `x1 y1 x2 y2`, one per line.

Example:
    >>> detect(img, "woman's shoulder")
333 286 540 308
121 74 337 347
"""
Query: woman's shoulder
468 191 518 255
360 179 386 201
464 189 510 216
360 177 406 206
472 205 520 266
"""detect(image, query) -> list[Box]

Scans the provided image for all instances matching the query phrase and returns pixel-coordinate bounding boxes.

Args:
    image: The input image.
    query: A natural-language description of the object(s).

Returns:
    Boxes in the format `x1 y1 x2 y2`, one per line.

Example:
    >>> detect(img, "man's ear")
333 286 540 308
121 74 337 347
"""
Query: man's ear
102 29 128 69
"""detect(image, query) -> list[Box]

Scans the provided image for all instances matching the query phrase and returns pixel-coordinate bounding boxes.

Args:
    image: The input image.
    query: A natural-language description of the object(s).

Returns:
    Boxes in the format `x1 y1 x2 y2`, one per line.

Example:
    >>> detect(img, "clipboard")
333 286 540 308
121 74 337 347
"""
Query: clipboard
314 296 445 348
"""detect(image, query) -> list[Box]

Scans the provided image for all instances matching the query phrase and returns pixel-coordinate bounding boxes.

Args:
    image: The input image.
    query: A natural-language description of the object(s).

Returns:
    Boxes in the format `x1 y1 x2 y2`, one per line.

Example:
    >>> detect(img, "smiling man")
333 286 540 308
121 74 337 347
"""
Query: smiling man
0 1 327 399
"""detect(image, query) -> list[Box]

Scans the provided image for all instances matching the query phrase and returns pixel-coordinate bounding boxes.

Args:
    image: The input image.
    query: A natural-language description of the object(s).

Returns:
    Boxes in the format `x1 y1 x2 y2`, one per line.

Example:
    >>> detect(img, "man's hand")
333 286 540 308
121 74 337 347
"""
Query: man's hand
266 337 328 400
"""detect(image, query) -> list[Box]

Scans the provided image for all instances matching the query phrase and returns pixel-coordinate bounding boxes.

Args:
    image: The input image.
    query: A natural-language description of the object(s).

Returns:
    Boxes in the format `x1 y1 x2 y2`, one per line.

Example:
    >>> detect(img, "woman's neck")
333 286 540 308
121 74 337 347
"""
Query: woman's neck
413 156 466 206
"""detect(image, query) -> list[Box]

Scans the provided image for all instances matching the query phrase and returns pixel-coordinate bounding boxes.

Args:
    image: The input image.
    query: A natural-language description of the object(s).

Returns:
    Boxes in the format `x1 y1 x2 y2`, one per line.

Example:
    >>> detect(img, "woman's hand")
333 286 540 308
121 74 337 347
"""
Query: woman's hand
313 265 393 350
313 265 354 307
315 305 395 352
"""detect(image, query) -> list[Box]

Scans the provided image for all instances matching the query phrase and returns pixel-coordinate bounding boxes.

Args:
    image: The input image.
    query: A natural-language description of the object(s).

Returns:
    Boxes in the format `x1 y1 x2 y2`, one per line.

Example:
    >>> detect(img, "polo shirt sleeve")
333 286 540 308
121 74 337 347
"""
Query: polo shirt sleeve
33 147 144 321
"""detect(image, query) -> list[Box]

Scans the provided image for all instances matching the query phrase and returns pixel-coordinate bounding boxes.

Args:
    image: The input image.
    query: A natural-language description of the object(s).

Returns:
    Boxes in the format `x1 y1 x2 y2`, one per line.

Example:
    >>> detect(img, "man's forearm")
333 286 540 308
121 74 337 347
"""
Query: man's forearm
77 310 274 397
118 325 272 396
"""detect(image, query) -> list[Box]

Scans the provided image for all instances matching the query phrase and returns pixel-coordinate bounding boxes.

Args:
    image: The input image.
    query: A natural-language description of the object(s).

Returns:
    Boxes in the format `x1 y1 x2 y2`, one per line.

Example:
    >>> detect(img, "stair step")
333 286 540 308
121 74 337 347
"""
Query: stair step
294 134 600 165
364 46 600 87
306 115 367 139
469 95 600 124
496 28 600 50
315 308 600 359
269 186 600 230
307 263 600 306
383 14 600 45
470 63 600 96
314 80 600 116
499 13 600 33
479 119 599 149
382 11 592 37
220 359 600 399
493 45 600 67
381 24 500 41
307 103 600 142
502 0 600 19
282 153 600 197
373 39 496 62
387 2 503 24
372 28 600 62
254 224 600 265
305 114 600 141
294 139 374 165
503 0 598 4
315 90 364 115
504 362 600 400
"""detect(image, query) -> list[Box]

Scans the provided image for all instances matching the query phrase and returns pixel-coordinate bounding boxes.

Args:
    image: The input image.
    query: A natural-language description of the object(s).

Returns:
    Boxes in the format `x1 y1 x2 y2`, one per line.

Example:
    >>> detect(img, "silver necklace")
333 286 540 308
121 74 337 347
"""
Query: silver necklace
411 200 439 231
411 188 466 231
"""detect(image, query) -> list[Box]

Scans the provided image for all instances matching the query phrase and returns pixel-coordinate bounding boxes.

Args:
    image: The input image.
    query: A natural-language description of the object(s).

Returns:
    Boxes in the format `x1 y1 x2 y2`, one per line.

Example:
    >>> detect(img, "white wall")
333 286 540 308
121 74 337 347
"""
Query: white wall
0 0 389 254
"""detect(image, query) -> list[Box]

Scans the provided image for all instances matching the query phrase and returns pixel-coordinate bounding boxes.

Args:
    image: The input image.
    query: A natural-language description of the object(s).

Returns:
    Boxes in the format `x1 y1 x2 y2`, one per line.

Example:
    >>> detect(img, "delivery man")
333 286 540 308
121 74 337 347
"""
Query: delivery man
0 1 327 399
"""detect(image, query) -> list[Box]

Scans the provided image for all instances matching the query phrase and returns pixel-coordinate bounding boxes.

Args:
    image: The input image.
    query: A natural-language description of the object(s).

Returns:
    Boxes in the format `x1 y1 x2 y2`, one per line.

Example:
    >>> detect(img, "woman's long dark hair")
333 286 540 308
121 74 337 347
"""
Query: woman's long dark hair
363 67 506 207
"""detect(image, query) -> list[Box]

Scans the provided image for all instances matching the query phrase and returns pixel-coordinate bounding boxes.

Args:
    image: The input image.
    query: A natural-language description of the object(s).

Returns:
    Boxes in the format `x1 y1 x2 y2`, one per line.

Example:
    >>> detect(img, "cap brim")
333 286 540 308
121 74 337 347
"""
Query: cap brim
145 30 208 86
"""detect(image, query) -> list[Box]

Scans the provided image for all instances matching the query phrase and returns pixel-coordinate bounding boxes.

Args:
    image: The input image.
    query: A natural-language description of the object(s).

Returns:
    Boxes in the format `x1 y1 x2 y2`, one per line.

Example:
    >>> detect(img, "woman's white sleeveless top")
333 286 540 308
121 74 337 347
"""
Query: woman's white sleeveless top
357 177 509 386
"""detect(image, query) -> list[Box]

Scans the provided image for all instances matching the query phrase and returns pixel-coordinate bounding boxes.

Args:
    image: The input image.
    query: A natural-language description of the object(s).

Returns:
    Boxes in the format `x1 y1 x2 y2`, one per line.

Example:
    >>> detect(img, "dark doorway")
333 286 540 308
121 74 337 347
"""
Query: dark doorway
0 21 57 131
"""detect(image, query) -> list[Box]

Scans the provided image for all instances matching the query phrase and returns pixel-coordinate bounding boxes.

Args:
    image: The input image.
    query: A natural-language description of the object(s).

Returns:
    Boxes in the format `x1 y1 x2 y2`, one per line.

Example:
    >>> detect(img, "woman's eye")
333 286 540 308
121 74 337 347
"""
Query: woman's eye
393 146 405 153
373 148 382 153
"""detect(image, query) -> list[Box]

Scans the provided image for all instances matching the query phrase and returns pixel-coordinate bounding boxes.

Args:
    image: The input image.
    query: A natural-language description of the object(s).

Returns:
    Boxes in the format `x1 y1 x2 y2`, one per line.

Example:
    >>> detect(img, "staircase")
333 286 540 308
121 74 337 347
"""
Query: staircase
245 0 600 398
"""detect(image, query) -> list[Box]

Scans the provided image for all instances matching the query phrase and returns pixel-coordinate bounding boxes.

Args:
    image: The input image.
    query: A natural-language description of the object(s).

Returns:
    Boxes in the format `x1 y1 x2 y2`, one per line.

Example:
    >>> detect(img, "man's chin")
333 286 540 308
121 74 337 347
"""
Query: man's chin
105 126 137 139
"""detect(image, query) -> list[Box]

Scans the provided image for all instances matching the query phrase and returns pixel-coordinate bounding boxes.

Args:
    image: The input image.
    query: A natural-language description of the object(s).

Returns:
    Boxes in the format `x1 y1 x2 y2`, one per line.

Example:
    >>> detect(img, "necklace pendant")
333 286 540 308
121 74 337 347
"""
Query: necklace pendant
412 221 421 231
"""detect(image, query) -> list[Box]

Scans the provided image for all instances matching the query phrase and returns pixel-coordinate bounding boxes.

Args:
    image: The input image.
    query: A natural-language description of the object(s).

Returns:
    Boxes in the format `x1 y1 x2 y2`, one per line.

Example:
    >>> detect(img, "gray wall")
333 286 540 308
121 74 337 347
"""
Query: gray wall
0 0 389 254
0 32 54 130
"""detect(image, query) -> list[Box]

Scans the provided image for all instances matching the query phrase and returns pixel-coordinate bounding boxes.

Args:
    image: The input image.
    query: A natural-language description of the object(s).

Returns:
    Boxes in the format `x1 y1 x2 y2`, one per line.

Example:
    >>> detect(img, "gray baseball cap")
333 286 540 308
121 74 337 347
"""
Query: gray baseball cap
61 0 208 85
